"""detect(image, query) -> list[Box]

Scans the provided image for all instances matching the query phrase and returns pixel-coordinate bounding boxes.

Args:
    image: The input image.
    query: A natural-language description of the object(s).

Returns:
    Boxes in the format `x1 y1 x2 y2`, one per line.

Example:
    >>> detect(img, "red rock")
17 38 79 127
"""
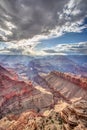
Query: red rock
0 65 53 118
51 71 87 89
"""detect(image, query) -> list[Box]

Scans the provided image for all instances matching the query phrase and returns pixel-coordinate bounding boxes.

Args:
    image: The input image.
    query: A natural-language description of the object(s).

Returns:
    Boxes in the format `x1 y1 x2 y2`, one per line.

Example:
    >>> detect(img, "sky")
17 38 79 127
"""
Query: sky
0 0 87 55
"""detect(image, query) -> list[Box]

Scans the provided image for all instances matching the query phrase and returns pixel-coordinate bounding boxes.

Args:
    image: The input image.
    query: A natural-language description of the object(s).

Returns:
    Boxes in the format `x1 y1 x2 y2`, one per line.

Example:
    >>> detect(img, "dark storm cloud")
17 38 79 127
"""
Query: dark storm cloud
0 0 87 42
44 49 57 53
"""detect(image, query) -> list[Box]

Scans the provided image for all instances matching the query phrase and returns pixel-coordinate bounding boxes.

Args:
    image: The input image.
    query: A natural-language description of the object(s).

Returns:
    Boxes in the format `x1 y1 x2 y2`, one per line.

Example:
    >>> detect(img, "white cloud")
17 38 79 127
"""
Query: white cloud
41 42 87 55
0 41 87 56
4 21 16 30
0 0 87 56
55 42 87 55
0 28 12 41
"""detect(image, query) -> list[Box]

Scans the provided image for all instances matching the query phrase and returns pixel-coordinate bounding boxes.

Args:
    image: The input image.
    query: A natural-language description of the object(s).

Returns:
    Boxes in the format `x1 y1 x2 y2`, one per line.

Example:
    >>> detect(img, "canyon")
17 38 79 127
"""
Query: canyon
0 64 87 130
0 65 53 118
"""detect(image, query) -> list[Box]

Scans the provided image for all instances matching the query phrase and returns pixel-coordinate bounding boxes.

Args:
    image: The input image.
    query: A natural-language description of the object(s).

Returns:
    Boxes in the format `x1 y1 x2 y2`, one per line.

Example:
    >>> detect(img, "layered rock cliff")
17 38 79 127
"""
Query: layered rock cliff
34 71 87 103
61 100 87 130
0 65 53 118
51 71 87 89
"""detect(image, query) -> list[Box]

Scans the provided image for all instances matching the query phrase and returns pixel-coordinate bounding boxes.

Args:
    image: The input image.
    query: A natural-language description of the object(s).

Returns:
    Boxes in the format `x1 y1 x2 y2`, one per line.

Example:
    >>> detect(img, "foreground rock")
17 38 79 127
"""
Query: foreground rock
61 100 87 130
0 100 87 130
0 110 62 130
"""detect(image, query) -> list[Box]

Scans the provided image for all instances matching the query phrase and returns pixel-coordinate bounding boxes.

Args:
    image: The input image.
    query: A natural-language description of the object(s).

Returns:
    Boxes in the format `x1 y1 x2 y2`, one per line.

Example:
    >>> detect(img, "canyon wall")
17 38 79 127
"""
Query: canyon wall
51 71 87 89
0 65 53 118
34 71 87 102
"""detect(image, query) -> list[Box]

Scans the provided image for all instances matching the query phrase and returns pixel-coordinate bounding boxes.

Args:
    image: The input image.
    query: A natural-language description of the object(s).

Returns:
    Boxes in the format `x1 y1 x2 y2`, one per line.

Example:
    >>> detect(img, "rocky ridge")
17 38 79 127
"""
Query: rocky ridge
0 100 87 130
51 71 87 89
34 71 87 103
61 100 87 130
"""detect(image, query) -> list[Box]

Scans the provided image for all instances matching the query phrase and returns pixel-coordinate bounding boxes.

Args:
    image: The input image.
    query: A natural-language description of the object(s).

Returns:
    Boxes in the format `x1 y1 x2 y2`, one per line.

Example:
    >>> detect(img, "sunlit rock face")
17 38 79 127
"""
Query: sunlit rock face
51 71 87 89
34 71 87 102
61 100 87 130
0 100 87 130
0 65 53 118
0 110 63 130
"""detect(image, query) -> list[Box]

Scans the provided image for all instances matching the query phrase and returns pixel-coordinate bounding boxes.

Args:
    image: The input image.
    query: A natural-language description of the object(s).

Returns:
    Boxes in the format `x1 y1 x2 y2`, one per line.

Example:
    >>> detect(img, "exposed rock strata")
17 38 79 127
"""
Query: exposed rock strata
61 100 87 130
51 71 87 89
0 65 53 118
0 65 87 130
34 72 87 102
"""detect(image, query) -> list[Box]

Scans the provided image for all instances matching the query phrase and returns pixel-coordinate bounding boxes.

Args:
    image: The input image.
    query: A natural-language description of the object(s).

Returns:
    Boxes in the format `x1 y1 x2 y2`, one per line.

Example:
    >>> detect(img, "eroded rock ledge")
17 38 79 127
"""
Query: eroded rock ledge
0 100 87 130
61 100 87 130
51 71 87 89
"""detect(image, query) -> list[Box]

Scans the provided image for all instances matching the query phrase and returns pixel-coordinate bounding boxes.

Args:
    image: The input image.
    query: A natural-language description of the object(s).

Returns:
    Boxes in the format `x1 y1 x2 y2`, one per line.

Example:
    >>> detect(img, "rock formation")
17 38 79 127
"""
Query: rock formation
34 71 87 103
0 65 53 118
61 100 87 130
0 100 87 130
51 71 87 89
0 65 87 130
0 109 63 130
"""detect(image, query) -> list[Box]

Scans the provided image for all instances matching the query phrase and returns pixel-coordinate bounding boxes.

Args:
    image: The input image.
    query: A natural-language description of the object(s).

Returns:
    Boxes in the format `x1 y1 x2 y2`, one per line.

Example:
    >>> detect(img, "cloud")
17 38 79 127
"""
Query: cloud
0 41 45 55
0 0 87 43
43 49 57 54
0 41 87 55
0 0 67 41
43 42 87 55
